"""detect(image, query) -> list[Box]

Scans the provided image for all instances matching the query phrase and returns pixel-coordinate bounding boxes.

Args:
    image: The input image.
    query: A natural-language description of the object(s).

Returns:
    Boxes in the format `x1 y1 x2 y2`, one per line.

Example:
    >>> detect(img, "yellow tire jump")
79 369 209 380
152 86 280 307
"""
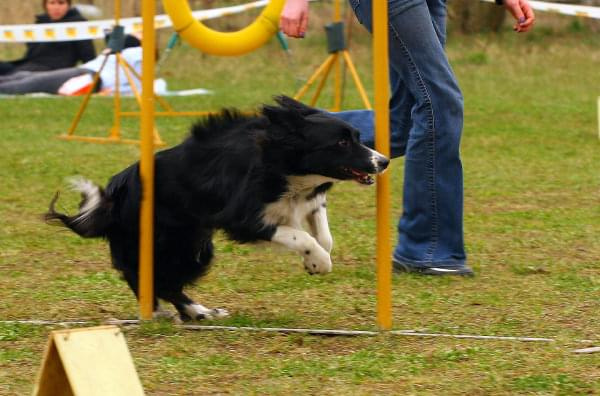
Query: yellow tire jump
162 0 285 56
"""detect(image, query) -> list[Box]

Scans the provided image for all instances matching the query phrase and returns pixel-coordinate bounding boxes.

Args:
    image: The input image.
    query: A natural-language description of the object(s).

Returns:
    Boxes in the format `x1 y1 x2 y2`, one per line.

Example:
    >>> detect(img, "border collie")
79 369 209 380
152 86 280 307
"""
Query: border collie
46 96 389 321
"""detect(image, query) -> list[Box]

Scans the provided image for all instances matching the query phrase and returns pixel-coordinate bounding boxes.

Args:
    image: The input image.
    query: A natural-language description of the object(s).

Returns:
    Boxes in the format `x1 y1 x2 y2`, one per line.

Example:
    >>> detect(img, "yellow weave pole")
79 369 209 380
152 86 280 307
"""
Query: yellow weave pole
373 1 392 330
139 0 156 321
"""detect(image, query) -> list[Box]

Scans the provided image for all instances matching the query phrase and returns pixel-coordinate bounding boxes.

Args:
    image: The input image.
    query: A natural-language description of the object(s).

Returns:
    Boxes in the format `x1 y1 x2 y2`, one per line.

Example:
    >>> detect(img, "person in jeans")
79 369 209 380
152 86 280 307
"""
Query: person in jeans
0 0 96 75
280 0 535 275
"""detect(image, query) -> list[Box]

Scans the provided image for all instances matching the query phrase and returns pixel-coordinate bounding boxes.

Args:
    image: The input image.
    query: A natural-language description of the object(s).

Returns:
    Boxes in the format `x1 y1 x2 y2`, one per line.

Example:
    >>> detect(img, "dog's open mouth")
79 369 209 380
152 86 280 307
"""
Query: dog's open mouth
343 167 375 185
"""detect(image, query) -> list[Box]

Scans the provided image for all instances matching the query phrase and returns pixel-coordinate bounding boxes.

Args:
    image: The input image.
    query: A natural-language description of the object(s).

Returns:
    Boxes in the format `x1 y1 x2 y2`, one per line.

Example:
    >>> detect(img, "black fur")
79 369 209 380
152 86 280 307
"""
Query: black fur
46 96 389 320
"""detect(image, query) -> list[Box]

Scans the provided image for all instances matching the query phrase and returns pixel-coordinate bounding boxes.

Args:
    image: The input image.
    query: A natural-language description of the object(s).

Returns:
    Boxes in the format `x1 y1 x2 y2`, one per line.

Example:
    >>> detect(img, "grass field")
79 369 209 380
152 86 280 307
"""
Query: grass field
1 5 600 395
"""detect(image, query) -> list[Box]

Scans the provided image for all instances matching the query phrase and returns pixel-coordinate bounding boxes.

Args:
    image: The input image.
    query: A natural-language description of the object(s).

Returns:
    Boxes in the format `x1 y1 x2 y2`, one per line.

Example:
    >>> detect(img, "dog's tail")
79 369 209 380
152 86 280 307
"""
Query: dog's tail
45 177 112 238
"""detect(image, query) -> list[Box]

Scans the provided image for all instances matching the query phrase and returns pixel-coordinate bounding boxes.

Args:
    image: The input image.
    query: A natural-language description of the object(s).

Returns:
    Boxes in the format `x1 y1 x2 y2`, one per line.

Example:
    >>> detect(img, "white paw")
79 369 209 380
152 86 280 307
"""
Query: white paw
207 308 230 319
184 304 230 321
302 247 332 275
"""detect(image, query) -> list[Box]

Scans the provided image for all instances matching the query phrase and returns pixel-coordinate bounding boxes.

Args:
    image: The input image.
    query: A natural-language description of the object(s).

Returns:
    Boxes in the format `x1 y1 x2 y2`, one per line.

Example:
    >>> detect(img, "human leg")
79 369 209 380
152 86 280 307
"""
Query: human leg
0 68 87 94
346 0 470 273
0 61 16 75
0 71 35 84
389 0 468 271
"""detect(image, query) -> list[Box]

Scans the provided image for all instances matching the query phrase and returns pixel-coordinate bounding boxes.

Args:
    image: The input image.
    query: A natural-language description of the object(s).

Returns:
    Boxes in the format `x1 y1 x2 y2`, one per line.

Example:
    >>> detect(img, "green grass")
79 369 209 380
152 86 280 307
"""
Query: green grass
1 5 600 395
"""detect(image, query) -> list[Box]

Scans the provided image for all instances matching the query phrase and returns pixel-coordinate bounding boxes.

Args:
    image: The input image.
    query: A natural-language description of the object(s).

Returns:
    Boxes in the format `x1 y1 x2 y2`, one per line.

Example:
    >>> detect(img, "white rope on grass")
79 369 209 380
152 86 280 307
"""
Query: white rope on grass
177 324 379 336
3 319 92 325
572 346 600 354
2 319 556 342
390 330 554 342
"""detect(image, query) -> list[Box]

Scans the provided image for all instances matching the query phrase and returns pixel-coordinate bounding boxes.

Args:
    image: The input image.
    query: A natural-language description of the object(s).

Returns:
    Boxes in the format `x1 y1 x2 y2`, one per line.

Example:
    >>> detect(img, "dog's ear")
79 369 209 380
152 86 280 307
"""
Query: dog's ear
262 96 324 134
262 103 302 127
262 97 309 132
273 95 321 116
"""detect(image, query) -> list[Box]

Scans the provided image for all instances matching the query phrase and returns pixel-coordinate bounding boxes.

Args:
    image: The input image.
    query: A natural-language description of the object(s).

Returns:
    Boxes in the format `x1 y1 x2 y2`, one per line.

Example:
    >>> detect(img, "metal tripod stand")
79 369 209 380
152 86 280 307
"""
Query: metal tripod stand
293 0 371 111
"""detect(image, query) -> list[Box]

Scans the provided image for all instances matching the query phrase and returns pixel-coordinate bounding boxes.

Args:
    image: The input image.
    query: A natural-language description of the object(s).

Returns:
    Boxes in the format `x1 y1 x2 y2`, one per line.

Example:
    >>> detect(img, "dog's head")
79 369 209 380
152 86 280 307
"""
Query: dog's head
262 96 389 185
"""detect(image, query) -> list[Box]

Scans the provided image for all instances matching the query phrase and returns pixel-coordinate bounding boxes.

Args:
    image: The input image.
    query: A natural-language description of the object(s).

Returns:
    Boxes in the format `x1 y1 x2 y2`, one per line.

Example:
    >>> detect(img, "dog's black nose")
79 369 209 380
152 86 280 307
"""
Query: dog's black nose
377 156 390 172
372 153 389 173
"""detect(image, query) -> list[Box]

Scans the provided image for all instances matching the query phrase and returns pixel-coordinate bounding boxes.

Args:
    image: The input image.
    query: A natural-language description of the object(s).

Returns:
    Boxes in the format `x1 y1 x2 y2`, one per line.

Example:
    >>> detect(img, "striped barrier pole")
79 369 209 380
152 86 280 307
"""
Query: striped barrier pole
0 1 271 43
2 1 600 44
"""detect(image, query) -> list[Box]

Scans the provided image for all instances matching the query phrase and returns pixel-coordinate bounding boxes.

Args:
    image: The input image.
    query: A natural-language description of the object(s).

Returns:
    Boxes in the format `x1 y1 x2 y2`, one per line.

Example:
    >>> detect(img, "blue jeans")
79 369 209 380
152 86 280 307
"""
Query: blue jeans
333 0 466 268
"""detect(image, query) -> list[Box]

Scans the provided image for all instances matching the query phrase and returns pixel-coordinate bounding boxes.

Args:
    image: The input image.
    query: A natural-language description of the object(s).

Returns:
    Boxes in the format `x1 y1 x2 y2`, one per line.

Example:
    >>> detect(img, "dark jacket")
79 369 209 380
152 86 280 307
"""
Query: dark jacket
11 8 96 72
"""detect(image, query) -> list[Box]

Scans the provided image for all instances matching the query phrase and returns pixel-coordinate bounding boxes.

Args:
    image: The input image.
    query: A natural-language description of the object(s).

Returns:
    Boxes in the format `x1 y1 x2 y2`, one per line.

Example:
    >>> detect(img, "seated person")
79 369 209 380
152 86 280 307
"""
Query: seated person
0 0 96 75
0 34 142 95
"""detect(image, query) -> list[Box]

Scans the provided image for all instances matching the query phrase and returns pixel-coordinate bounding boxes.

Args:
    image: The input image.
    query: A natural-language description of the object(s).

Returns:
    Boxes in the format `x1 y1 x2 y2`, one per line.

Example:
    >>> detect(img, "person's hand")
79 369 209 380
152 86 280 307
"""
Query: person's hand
280 0 309 38
504 0 535 32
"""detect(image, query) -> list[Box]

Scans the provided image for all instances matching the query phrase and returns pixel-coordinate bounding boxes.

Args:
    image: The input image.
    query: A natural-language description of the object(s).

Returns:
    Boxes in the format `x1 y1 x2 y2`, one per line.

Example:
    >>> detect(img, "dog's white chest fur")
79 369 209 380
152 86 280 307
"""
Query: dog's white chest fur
262 175 335 274
262 175 333 228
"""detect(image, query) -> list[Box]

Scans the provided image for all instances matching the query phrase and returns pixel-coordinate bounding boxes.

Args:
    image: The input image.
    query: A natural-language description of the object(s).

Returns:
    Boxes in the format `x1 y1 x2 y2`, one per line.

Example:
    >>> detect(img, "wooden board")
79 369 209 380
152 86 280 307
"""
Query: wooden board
33 325 144 396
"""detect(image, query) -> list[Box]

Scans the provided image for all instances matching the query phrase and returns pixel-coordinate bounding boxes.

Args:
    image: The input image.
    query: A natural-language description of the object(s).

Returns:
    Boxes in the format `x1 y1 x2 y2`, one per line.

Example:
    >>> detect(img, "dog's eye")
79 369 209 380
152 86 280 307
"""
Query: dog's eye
338 139 350 147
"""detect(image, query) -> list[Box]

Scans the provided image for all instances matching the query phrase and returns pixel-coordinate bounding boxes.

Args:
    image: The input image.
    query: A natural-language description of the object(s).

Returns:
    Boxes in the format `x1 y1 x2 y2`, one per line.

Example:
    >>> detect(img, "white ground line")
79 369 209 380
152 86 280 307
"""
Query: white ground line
2 319 558 342
572 346 600 354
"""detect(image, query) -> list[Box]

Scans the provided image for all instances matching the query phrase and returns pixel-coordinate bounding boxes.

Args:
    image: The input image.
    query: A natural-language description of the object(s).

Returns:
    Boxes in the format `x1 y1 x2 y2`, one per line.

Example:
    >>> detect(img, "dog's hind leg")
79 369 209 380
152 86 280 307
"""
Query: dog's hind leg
150 228 228 321
271 225 332 275
158 290 229 322
121 269 172 318
305 193 333 253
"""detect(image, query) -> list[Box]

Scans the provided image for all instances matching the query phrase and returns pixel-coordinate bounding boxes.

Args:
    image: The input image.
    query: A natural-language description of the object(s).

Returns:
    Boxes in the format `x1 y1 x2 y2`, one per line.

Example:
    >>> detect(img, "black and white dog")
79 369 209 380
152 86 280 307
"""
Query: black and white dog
46 96 389 321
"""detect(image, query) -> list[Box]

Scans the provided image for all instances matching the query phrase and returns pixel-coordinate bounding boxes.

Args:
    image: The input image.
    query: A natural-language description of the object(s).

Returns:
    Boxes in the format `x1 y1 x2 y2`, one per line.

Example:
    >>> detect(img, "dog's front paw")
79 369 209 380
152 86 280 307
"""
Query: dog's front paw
181 304 230 321
207 308 230 319
303 248 332 275
194 307 229 321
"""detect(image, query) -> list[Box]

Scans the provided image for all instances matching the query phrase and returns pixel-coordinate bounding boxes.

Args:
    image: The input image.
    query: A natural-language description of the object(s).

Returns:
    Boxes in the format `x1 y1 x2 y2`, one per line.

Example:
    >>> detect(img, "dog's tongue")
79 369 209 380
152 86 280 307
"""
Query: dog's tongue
351 169 375 185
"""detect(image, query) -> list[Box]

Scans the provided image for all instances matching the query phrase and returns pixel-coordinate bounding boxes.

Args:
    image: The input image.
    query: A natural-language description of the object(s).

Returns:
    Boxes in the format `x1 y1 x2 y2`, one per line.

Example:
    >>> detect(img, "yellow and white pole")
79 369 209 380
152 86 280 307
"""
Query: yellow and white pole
373 1 392 330
139 0 156 320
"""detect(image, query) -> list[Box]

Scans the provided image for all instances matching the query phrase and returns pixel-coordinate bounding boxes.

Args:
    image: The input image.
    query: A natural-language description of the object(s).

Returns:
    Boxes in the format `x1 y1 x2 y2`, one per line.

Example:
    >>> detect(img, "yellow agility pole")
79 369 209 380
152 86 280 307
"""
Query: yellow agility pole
373 1 392 330
162 0 284 56
139 0 156 320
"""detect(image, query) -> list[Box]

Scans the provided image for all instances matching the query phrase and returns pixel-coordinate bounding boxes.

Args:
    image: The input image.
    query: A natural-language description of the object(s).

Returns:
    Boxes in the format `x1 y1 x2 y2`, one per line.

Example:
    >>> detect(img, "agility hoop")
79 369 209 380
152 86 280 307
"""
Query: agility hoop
162 0 284 56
